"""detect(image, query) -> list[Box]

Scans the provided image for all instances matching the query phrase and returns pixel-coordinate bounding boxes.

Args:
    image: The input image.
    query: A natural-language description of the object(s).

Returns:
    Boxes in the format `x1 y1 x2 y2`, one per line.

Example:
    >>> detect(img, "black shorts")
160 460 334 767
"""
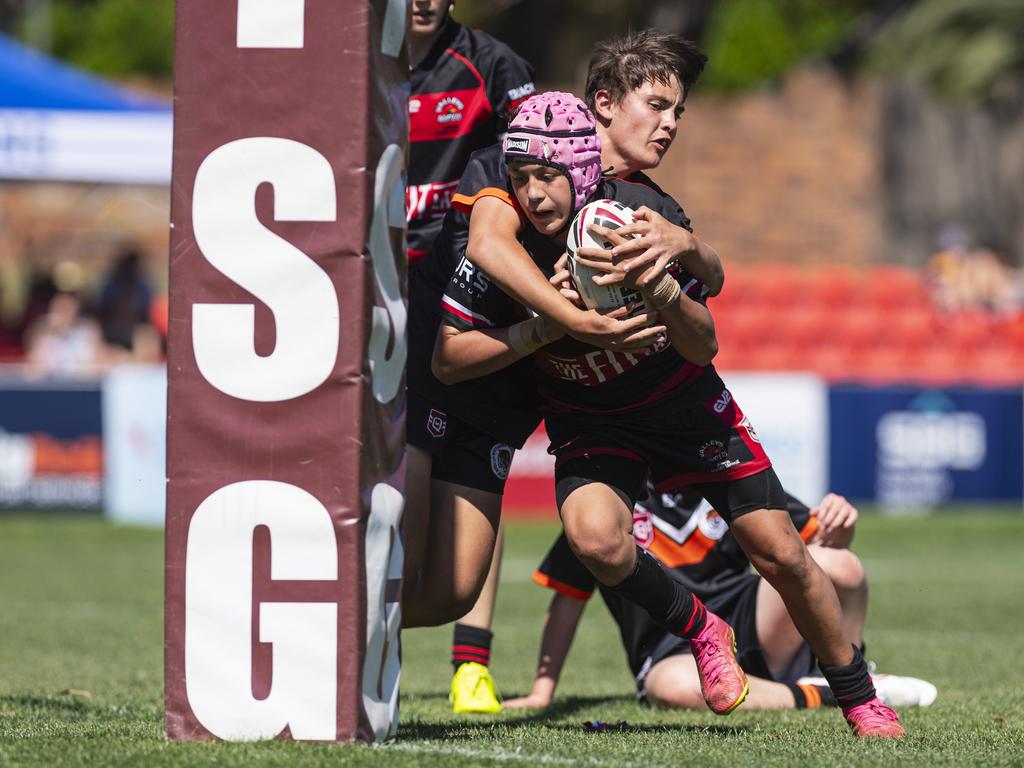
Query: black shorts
635 574 816 699
551 388 784 523
407 389 515 495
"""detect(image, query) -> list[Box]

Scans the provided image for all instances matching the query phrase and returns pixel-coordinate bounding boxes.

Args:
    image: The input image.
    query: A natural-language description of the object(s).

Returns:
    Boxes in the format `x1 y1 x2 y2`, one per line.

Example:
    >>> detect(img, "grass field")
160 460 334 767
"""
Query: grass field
1 511 1023 767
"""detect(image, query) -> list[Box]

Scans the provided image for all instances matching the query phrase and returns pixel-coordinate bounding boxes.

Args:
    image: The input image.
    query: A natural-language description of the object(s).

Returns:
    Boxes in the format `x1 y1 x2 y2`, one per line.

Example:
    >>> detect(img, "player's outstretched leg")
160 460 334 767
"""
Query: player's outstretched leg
730 504 904 738
560 478 747 715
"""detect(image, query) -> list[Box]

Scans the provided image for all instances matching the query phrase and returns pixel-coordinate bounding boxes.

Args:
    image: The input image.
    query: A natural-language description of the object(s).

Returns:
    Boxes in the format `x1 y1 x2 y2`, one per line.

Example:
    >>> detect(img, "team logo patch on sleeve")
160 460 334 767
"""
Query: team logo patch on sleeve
427 409 448 438
490 443 514 480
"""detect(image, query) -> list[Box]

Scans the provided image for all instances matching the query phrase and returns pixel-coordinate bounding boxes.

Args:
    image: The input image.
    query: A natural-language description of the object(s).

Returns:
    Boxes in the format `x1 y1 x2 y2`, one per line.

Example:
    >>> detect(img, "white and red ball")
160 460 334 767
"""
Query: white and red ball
565 199 644 314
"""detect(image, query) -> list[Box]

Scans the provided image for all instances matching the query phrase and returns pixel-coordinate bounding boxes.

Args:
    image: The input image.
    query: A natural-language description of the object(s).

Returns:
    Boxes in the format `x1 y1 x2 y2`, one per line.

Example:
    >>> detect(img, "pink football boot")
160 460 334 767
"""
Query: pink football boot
843 696 906 739
688 612 749 715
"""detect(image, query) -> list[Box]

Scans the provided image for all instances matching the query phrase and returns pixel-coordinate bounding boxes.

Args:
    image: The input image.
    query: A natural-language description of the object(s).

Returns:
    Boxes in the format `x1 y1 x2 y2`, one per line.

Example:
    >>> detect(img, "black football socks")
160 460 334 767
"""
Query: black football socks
820 644 876 709
452 623 493 671
606 546 708 638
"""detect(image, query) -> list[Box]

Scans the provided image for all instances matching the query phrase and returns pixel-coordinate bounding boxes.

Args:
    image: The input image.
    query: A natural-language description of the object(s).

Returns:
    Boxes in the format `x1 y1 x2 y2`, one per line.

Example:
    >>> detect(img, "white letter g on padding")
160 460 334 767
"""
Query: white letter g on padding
185 480 338 741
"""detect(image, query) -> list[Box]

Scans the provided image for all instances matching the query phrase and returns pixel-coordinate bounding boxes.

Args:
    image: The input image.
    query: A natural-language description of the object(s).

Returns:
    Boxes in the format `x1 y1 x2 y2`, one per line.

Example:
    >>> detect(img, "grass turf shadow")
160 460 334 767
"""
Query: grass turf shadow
398 694 750 740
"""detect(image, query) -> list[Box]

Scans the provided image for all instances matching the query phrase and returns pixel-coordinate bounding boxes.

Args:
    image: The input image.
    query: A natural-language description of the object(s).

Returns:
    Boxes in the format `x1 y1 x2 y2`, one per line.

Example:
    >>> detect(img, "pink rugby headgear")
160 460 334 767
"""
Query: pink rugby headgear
504 91 601 214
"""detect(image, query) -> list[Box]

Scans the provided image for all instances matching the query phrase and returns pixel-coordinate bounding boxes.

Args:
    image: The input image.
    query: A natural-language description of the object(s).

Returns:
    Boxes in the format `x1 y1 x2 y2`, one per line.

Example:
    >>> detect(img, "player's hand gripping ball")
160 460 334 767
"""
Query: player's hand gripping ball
566 200 645 316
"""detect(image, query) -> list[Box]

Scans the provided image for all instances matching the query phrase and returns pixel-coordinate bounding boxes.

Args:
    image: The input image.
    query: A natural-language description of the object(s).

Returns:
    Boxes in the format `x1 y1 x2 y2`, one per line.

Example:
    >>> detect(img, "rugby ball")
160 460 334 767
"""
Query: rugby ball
565 199 645 314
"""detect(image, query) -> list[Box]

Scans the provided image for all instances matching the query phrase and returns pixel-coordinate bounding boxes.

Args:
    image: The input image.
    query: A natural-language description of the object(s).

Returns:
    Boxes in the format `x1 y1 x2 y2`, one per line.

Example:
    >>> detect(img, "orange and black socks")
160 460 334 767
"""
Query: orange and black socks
788 682 838 709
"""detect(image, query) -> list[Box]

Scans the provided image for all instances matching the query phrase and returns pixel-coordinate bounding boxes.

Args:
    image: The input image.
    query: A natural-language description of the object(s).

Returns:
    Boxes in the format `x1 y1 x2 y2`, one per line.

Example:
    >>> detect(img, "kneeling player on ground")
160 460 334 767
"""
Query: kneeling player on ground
506 490 937 712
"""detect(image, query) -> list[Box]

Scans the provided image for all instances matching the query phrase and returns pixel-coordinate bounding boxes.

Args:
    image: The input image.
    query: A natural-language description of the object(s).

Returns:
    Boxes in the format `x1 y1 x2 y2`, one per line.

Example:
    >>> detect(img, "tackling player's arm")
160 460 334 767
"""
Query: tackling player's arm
591 206 724 296
647 279 718 366
503 592 586 709
432 316 560 385
466 196 664 352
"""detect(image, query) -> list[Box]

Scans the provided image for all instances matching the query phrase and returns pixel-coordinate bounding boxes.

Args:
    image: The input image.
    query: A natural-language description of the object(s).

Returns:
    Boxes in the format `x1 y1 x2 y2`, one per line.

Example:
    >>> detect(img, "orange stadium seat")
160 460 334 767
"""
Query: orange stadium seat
834 307 888 351
747 264 805 308
805 344 859 380
943 311 997 353
804 265 863 309
865 264 930 310
715 303 775 348
886 305 939 349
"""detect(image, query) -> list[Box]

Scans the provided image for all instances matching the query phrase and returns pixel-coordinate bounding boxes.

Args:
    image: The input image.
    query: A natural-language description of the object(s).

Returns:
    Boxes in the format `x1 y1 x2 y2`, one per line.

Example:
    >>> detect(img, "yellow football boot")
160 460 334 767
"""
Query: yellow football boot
450 662 502 714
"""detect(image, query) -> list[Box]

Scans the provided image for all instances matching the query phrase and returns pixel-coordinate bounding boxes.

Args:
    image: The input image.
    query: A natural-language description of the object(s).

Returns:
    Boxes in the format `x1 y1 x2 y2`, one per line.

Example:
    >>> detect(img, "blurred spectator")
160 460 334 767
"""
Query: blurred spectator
927 226 1021 314
96 247 154 351
24 291 102 378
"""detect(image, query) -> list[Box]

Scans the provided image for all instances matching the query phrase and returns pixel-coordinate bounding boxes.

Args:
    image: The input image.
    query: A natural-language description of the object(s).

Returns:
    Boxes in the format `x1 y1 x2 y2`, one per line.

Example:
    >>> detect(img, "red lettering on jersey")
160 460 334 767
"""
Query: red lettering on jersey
409 87 492 143
537 339 669 386
406 179 460 223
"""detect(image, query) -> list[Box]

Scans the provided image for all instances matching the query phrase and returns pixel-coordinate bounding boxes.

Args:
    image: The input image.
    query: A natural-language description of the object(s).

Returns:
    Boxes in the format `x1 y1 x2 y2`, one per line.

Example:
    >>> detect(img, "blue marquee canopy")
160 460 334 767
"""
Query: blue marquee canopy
0 33 172 183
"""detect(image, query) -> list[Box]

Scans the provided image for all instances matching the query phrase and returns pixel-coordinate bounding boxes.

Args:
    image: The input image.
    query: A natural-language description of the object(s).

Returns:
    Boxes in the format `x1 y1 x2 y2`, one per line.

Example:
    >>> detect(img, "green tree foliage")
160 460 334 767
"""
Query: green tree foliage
24 0 173 78
870 0 1024 101
700 0 863 91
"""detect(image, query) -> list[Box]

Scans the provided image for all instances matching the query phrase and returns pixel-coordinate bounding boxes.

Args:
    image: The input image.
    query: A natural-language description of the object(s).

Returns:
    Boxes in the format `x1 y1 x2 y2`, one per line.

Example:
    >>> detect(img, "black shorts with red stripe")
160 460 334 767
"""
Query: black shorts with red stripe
548 386 785 522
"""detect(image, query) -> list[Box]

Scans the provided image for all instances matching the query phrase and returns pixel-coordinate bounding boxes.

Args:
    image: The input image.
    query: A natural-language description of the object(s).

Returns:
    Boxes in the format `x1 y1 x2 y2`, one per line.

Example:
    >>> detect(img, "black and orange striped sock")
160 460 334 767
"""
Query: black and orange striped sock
788 682 838 709
451 623 492 670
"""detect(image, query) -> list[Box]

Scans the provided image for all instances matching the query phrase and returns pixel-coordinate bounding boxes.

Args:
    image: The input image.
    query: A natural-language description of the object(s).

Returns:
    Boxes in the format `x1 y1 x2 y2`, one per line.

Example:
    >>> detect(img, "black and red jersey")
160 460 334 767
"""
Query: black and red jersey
533 491 819 677
407 17 534 266
407 144 541 447
440 174 724 418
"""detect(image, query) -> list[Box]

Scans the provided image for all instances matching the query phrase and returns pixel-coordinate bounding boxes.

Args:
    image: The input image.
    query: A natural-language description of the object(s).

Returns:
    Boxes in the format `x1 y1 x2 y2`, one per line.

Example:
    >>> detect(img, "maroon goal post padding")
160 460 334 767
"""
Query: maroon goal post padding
165 0 408 743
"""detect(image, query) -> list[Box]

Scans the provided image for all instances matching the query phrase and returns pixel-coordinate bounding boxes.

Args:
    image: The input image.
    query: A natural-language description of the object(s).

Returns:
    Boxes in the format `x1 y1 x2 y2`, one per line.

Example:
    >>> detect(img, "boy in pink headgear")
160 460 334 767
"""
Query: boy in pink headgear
427 91 747 718
402 84 726 701
437 31 906 740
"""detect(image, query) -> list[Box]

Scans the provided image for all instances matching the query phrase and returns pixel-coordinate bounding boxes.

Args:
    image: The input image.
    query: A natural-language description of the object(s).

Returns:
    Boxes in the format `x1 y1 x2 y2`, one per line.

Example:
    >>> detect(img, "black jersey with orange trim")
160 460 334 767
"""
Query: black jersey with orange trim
407 17 534 265
534 491 819 676
407 144 540 447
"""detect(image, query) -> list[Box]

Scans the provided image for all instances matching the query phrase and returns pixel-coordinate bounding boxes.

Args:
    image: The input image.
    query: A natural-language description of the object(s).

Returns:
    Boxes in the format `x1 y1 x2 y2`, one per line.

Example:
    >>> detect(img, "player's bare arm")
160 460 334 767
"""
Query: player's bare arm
503 592 585 709
466 196 665 352
432 315 562 385
589 226 717 364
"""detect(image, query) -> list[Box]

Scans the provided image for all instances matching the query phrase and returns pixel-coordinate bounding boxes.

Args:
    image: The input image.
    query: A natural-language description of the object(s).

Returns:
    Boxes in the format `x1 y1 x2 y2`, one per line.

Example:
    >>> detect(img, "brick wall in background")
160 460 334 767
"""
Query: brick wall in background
647 69 881 268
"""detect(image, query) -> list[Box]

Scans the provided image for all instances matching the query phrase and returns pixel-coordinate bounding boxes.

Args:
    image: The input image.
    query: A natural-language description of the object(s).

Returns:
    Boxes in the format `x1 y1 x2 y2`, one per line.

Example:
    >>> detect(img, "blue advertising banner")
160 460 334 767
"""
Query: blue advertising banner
0 376 102 508
829 384 1024 505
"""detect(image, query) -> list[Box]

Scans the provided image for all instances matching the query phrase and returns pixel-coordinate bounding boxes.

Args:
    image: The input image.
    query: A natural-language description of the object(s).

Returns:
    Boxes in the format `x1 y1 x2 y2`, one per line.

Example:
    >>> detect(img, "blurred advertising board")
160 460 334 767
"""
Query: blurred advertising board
103 364 166 525
0 374 102 508
503 373 828 515
829 384 1024 506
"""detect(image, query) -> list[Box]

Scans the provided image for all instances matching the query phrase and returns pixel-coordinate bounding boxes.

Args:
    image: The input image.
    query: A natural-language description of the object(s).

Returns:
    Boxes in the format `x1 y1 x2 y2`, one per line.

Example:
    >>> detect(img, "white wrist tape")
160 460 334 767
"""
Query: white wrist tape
643 273 681 311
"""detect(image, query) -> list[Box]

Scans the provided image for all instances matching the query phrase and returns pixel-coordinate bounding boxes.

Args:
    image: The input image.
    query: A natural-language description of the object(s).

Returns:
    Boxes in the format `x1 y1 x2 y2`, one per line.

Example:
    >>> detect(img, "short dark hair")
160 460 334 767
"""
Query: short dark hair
585 30 708 111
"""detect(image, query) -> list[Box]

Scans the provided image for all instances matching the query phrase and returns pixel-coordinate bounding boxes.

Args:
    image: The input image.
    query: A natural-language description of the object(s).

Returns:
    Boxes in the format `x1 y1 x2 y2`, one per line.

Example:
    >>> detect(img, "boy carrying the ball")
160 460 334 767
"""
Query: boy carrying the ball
434 75 905 737
434 90 750 717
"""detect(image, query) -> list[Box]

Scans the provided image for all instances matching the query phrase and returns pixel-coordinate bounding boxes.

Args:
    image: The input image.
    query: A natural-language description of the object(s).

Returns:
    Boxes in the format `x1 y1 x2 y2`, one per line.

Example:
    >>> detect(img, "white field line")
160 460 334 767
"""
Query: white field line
377 741 654 767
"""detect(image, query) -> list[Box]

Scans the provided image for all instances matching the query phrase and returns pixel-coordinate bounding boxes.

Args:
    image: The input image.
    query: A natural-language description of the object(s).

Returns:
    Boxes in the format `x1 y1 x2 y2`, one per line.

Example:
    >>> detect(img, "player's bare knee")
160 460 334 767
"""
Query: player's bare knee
567 530 630 574
817 547 866 595
752 536 811 587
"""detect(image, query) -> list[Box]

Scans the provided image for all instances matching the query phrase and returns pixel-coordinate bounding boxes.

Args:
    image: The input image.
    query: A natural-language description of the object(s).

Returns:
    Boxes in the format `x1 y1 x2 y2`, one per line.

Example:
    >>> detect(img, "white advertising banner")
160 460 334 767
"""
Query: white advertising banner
0 109 172 184
103 364 167 525
724 373 828 506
